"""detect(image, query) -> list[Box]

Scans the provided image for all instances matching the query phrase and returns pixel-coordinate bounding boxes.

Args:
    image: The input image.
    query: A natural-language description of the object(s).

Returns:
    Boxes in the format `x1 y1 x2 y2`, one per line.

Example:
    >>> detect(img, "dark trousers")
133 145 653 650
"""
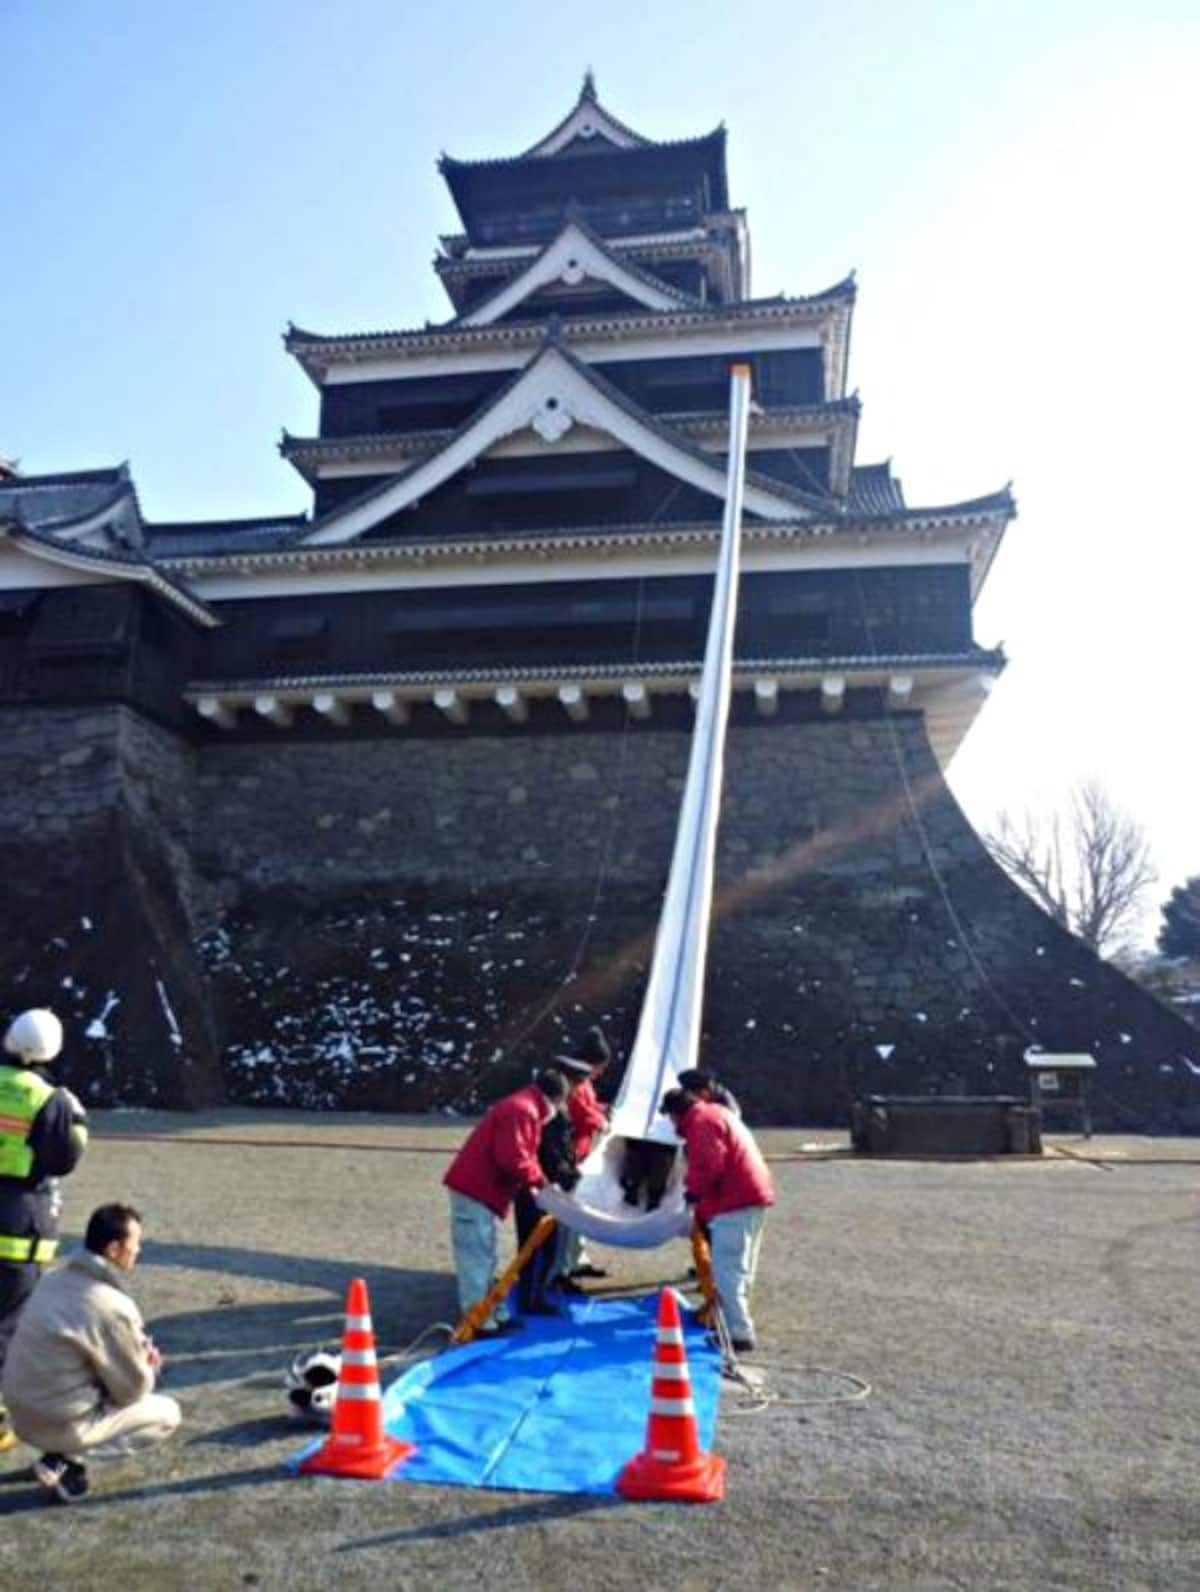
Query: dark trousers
0 1261 39 1389
620 1139 677 1210
513 1190 556 1312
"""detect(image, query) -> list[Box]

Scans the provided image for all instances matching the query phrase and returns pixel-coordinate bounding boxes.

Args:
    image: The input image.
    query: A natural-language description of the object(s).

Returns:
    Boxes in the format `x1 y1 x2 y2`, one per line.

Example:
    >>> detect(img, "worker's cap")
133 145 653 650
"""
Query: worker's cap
534 1067 569 1103
659 1087 691 1118
554 1055 593 1079
676 1068 716 1093
573 1026 610 1067
3 1008 63 1065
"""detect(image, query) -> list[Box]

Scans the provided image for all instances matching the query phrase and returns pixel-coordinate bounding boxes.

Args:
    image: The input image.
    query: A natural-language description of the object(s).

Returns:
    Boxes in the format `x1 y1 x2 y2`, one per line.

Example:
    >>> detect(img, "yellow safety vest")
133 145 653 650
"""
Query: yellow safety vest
0 1066 53 1183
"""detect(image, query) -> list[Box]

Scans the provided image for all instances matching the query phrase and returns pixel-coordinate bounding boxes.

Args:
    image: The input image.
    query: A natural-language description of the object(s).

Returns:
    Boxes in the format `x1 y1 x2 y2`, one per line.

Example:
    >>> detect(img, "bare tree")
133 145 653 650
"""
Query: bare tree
983 780 1156 958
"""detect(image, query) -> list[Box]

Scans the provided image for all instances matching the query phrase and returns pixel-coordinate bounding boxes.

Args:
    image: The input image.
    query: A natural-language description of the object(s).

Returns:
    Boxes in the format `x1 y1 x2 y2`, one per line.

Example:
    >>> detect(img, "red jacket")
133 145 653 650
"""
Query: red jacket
443 1085 553 1218
567 1078 607 1159
678 1100 775 1224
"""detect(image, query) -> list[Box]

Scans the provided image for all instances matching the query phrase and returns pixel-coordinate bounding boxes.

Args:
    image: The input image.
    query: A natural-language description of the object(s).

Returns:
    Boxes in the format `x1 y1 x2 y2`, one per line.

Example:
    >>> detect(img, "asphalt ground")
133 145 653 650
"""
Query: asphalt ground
1 1113 1197 1591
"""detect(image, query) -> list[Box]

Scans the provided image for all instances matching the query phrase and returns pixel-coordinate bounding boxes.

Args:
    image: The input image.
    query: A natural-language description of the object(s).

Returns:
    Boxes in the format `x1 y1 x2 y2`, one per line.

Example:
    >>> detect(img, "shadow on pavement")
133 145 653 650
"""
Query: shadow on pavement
337 1491 616 1550
135 1240 457 1388
0 1462 285 1516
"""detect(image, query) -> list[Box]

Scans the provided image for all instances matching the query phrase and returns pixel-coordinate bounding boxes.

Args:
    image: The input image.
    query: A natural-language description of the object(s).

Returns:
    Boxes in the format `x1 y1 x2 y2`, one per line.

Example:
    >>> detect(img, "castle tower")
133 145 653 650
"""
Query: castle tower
1 81 1194 1125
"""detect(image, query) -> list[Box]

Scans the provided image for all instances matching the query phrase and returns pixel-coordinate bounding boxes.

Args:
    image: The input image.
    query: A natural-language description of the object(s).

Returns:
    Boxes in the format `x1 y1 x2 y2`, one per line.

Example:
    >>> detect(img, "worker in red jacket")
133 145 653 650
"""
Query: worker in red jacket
660 1085 775 1354
552 1027 612 1289
443 1069 568 1336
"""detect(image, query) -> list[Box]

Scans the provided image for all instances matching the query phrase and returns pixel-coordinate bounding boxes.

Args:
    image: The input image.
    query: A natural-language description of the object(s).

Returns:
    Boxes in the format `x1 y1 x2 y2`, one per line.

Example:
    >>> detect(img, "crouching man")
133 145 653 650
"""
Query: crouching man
1 1202 180 1502
660 1087 775 1354
443 1069 569 1334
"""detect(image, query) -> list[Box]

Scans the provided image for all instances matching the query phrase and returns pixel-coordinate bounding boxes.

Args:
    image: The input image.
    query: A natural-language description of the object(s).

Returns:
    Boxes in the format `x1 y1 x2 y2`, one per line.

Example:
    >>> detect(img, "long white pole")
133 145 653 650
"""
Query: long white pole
610 362 754 1141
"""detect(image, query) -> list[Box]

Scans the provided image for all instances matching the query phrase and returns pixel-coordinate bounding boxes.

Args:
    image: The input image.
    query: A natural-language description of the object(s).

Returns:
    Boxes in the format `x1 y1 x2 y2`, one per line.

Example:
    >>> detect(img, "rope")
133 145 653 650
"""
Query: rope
702 1278 871 1415
376 1320 457 1366
719 1356 873 1415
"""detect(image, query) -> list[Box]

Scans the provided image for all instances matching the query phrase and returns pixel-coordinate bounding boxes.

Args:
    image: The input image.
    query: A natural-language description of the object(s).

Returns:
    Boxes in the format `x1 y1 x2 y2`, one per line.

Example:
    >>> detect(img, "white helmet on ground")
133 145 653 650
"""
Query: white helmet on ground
3 1009 64 1065
284 1349 341 1425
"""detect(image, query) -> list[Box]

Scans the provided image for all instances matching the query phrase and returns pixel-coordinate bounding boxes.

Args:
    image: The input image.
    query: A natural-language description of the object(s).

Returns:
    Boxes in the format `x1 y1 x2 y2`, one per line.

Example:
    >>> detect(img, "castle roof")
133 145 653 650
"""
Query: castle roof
285 277 857 381
144 512 310 559
292 337 834 547
849 463 906 515
0 517 216 627
279 397 862 485
0 464 138 537
158 494 1015 588
518 72 657 158
450 213 703 327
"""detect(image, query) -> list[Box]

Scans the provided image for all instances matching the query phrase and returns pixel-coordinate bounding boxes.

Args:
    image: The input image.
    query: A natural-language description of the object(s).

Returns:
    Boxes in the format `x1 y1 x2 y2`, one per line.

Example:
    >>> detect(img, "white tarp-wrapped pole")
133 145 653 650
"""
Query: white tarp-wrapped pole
608 362 754 1144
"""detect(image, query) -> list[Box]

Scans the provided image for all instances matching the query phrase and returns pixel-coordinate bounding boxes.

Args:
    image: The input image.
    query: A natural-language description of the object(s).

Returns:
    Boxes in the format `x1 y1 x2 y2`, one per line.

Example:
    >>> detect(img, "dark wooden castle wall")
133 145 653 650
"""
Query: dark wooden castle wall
195 567 975 688
318 349 825 440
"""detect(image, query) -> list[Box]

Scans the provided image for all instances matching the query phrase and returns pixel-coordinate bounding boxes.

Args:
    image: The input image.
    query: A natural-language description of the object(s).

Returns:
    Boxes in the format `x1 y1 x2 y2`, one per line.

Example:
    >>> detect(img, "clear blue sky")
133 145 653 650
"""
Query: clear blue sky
3 0 1198 938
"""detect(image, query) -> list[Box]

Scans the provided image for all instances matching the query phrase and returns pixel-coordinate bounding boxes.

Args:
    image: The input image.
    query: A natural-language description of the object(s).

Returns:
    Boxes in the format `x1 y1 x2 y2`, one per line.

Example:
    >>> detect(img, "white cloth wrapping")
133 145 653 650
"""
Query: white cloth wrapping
536 370 754 1252
607 365 753 1145
534 1135 691 1249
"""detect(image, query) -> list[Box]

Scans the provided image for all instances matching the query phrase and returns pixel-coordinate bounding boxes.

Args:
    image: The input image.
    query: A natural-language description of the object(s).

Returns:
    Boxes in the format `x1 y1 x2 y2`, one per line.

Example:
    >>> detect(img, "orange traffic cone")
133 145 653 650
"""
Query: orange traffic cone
299 1278 415 1480
617 1287 725 1503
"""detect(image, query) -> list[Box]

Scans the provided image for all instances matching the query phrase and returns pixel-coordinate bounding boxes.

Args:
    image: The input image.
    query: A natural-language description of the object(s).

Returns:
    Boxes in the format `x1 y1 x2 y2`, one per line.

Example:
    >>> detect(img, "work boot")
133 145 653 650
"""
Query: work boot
48 1459 89 1504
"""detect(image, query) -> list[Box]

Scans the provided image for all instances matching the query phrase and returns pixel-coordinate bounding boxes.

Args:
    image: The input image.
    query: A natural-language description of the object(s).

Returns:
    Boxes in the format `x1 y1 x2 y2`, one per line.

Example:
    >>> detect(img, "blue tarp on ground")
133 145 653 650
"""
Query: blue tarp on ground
295 1292 722 1496
384 1293 722 1495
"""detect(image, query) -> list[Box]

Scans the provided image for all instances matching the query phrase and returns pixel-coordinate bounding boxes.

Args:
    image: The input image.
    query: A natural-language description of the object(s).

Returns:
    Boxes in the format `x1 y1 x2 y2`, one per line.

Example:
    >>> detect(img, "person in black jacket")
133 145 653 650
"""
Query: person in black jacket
0 1009 89 1452
513 1090 580 1318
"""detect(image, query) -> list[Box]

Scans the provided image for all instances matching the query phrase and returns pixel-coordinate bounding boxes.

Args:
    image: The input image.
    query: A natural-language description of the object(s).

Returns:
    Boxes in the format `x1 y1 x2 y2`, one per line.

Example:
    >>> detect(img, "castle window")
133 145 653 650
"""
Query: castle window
268 611 329 662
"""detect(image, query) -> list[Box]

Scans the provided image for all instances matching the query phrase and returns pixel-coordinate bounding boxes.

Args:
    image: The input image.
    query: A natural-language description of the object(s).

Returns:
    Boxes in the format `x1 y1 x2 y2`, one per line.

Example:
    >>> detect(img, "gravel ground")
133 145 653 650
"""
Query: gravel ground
1 1112 1197 1591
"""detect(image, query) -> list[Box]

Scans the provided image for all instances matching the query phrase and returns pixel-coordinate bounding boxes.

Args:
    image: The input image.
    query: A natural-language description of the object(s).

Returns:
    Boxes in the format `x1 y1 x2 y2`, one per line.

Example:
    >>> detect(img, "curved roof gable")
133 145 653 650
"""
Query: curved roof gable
297 340 826 547
456 217 700 328
522 72 651 157
0 520 216 627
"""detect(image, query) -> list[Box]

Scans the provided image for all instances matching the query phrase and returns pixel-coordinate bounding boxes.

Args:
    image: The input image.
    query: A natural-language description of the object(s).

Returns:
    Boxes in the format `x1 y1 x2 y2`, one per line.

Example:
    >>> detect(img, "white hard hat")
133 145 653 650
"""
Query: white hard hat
3 1009 64 1065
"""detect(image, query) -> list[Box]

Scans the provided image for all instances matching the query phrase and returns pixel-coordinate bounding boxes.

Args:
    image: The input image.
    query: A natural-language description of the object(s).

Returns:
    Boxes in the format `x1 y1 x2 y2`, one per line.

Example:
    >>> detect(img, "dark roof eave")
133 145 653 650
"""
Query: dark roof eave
282 279 856 361
160 497 1013 575
188 648 1006 699
439 124 726 177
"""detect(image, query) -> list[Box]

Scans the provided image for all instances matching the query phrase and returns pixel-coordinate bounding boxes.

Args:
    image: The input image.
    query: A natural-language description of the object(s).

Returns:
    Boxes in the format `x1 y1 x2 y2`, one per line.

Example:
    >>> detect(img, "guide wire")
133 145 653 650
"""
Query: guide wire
846 562 1040 1048
441 479 692 1107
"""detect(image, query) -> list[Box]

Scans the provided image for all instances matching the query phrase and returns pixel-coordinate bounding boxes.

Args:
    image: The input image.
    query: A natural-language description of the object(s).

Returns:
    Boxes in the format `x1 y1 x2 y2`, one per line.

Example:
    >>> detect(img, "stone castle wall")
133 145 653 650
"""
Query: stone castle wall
5 701 1197 1125
0 703 220 1106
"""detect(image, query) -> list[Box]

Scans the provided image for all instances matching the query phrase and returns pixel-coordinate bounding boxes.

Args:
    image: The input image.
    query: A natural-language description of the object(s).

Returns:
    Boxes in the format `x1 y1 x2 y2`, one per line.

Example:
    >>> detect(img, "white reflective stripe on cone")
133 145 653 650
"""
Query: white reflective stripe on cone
341 1349 377 1367
653 1362 689 1381
336 1383 381 1401
656 1327 685 1346
345 1315 373 1331
650 1397 696 1418
652 1448 682 1462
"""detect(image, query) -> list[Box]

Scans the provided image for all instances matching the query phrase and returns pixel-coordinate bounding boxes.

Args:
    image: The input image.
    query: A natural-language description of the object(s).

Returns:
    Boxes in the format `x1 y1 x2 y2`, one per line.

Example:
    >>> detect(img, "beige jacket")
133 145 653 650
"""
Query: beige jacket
1 1250 155 1436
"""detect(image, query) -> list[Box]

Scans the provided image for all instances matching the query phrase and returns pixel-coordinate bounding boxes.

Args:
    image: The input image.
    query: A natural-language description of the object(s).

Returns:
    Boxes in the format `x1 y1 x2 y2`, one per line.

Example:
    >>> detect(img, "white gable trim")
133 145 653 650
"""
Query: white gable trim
458 223 685 328
525 101 645 157
299 346 807 546
0 526 218 627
